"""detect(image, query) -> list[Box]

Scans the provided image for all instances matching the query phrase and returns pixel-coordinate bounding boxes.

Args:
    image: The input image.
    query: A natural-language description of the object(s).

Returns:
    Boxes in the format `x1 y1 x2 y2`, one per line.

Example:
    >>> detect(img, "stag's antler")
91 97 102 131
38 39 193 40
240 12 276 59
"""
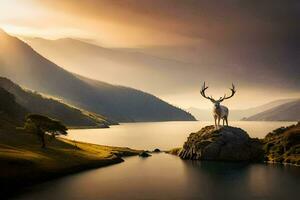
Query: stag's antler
200 82 216 102
219 83 236 102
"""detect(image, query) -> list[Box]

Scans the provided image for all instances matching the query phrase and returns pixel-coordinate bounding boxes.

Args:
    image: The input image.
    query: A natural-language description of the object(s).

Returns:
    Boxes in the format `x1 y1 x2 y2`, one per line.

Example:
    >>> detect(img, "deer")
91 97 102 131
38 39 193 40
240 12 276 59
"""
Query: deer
200 82 236 128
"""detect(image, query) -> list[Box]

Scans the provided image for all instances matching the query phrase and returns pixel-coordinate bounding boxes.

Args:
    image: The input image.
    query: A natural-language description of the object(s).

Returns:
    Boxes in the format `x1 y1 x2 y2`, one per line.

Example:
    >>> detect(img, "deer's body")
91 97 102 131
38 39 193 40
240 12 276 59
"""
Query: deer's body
200 82 236 128
213 104 228 127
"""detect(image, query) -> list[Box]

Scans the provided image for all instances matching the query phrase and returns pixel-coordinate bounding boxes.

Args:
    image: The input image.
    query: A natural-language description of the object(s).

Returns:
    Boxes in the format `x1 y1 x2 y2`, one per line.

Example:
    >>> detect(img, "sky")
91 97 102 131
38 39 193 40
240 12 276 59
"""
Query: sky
0 0 299 109
1 0 299 47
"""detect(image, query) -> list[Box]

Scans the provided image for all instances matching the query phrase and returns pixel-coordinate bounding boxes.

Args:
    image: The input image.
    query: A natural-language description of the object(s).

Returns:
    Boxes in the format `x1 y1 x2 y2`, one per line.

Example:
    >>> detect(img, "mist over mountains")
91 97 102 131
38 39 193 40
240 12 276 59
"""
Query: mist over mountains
0 30 195 122
0 27 298 122
24 36 300 108
26 37 300 92
244 99 300 121
188 99 298 121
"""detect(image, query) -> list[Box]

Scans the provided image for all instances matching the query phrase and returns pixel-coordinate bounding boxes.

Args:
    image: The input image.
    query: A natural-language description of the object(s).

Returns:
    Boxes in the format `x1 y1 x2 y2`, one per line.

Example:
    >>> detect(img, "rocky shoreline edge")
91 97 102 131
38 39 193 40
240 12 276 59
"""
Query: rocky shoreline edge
167 123 300 166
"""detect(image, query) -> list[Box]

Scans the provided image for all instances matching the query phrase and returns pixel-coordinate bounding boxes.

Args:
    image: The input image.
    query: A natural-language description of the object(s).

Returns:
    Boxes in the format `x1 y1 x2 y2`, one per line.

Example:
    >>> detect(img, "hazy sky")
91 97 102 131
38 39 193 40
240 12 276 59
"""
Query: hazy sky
0 0 299 109
1 0 298 47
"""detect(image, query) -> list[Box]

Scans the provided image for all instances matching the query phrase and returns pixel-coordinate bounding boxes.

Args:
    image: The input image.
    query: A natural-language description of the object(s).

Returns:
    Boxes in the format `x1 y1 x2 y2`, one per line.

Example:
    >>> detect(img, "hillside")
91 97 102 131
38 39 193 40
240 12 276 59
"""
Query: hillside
244 100 300 121
0 80 141 198
75 75 195 122
188 99 296 121
263 122 300 165
0 30 195 122
0 127 141 198
24 37 300 102
0 77 110 127
0 87 27 129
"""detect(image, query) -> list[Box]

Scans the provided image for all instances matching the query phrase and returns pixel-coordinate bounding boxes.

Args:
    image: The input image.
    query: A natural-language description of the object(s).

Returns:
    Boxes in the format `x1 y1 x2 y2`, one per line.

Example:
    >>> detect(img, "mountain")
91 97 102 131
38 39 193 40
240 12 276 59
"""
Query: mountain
0 87 27 129
0 30 195 122
0 77 110 127
188 99 296 121
74 74 195 122
186 108 212 121
23 37 300 101
244 100 300 121
23 37 201 94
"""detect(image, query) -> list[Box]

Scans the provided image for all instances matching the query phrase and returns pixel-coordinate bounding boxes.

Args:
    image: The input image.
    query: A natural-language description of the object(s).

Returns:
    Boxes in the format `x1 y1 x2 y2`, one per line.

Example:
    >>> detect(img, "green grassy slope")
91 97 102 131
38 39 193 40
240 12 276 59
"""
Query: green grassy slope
0 86 140 197
0 129 141 197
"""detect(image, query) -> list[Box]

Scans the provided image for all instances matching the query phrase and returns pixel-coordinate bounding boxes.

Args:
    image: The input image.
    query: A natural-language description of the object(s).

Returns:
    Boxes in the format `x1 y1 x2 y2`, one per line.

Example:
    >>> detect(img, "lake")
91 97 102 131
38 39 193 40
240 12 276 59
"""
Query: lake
14 121 300 200
66 121 296 150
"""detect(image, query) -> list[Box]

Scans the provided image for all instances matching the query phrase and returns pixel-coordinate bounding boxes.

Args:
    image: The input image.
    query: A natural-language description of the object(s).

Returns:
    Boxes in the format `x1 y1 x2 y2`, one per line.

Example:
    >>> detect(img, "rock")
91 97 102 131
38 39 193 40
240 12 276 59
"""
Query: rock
139 151 152 157
97 123 110 128
263 122 300 165
153 148 161 153
179 126 264 162
166 148 182 155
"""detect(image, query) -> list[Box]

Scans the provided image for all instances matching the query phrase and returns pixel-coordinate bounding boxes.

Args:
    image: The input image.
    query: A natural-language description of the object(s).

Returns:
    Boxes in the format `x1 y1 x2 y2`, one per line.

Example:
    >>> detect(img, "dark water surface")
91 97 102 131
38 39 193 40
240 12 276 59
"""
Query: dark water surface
15 154 300 200
14 122 300 200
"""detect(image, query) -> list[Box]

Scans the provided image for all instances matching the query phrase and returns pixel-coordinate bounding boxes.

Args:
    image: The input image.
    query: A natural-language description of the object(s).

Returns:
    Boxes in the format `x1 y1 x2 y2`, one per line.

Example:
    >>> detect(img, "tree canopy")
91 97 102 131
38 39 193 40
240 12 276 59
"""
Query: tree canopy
24 114 67 148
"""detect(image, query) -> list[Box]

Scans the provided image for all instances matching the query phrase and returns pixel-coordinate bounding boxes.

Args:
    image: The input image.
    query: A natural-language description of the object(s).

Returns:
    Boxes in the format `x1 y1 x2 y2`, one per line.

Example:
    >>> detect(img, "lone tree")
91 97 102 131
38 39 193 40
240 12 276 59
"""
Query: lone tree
24 114 67 148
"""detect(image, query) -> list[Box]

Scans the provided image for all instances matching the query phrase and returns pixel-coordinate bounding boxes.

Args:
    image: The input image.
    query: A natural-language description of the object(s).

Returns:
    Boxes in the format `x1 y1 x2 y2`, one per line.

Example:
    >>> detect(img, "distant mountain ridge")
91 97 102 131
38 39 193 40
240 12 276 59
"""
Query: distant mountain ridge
244 99 300 121
74 74 195 122
0 30 195 122
0 77 110 127
24 36 300 98
188 98 297 121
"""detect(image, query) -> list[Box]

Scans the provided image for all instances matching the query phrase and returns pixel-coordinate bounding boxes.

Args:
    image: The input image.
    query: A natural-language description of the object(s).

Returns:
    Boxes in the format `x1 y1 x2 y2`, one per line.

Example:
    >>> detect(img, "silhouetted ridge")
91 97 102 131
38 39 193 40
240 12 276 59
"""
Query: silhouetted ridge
0 77 110 127
244 99 300 121
0 30 195 122
0 86 27 127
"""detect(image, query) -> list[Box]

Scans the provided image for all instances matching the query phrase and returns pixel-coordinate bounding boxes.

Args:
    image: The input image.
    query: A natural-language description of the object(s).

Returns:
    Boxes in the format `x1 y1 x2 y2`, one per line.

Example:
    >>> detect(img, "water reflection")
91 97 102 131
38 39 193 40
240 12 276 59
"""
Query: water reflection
15 154 300 200
14 122 299 200
181 160 300 200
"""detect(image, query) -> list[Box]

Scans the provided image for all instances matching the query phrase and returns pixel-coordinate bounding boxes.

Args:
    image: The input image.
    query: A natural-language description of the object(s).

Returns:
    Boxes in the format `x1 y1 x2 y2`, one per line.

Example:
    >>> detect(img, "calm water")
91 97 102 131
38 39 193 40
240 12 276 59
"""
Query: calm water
15 121 300 200
66 121 295 150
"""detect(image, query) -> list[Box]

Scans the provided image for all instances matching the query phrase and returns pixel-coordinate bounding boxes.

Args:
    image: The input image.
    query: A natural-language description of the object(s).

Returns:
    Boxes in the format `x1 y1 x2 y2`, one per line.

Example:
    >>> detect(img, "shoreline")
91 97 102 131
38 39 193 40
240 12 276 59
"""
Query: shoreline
7 156 125 199
0 131 142 199
166 148 300 167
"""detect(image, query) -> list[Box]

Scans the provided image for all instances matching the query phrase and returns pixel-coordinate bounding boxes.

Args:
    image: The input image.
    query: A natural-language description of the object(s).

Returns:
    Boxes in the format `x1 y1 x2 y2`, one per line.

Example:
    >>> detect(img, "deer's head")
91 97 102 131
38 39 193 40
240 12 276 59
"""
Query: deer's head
200 82 236 108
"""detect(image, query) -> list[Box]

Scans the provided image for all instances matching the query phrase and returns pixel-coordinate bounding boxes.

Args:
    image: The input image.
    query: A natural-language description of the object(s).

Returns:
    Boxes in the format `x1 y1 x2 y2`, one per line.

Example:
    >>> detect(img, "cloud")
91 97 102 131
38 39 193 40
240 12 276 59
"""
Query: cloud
33 0 300 44
2 0 299 47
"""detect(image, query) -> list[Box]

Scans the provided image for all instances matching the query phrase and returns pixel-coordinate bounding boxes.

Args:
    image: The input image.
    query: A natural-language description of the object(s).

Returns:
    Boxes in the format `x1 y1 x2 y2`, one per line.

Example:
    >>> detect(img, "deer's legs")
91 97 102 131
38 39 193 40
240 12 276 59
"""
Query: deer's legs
214 116 217 128
225 117 228 126
217 118 220 128
222 119 225 126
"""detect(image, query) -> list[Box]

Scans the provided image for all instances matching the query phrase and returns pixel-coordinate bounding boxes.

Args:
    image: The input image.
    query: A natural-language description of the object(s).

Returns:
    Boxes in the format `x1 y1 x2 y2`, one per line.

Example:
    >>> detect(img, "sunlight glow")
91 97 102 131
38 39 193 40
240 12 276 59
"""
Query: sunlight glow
0 0 298 109
0 24 94 40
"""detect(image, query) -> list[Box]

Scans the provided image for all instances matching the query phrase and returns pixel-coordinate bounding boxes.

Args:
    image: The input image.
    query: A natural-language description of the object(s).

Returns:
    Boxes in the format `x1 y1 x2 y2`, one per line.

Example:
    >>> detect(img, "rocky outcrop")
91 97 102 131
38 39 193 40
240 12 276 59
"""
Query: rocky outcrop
179 126 264 162
139 151 152 157
153 148 161 153
263 122 300 165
